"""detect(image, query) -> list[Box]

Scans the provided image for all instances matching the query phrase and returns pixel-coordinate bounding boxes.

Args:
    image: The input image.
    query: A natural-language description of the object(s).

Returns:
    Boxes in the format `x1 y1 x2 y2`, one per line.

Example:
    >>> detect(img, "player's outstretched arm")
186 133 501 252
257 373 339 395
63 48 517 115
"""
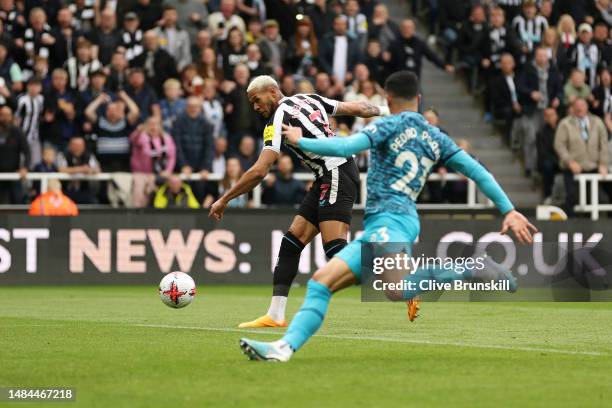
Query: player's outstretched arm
282 125 372 157
335 101 390 118
208 149 278 220
445 150 537 244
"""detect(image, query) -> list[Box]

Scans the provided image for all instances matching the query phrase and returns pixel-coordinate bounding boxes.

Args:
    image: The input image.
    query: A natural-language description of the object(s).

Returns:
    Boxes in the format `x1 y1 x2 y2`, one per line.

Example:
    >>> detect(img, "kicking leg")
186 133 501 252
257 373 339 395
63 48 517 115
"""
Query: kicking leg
240 257 355 361
239 216 318 328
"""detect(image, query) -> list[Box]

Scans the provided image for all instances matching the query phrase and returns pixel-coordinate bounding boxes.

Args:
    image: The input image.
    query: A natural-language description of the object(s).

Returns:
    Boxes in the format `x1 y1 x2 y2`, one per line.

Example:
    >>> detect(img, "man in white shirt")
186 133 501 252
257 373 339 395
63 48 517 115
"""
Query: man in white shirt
155 6 192 71
208 0 246 41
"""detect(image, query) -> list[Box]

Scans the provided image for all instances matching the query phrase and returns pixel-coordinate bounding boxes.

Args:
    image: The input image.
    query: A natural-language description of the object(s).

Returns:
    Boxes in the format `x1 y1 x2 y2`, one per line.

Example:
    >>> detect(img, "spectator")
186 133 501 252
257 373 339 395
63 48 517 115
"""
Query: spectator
280 74 295 96
0 105 29 204
212 136 228 175
165 0 209 42
259 19 288 78
85 90 140 172
153 174 200 209
33 144 58 173
456 4 489 92
368 4 399 54
33 55 52 89
483 7 520 72
65 38 102 92
19 7 55 77
490 53 522 144
314 71 342 100
79 69 111 115
236 0 265 24
128 0 163 32
131 30 179 98
389 18 454 81
593 22 612 68
537 108 560 204
319 15 361 86
245 43 270 78
29 178 79 216
594 0 612 26
236 135 257 171
172 95 215 197
155 6 192 71
540 27 561 67
208 0 246 42
52 7 80 70
223 63 260 151
286 16 317 76
512 0 548 64
262 154 305 206
202 157 249 208
342 0 368 50
57 136 100 204
191 29 212 62
563 23 603 89
43 68 78 150
306 0 335 40
557 14 576 52
591 67 612 117
106 50 129 93
69 1 98 34
0 0 26 37
202 78 225 138
555 98 609 216
125 67 161 122
219 26 248 81
120 12 143 63
516 47 562 176
181 63 204 96
564 69 593 106
130 116 176 177
160 78 186 134
344 78 385 131
438 0 471 64
0 41 23 95
15 77 44 168
89 8 121 66
364 39 389 87
197 46 223 81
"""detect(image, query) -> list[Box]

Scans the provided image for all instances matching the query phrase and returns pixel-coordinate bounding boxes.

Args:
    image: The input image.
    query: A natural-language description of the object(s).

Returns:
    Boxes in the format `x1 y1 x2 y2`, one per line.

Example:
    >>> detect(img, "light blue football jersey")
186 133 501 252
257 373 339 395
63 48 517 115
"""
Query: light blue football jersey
360 111 461 217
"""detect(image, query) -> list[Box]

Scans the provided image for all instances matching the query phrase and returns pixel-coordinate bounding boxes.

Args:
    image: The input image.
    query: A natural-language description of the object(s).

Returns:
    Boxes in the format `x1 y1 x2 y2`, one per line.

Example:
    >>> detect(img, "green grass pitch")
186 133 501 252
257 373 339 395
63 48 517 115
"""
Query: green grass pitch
1 285 612 407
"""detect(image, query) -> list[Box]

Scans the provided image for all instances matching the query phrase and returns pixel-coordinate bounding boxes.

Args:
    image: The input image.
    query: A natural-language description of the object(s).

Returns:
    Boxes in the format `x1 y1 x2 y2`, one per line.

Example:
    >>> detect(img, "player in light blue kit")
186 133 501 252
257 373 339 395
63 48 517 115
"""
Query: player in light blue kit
239 71 537 362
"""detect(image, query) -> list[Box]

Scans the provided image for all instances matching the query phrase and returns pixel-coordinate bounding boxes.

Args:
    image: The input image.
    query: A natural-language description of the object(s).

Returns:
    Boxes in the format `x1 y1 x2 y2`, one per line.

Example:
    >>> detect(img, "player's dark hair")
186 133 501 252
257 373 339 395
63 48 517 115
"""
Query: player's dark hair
384 71 419 101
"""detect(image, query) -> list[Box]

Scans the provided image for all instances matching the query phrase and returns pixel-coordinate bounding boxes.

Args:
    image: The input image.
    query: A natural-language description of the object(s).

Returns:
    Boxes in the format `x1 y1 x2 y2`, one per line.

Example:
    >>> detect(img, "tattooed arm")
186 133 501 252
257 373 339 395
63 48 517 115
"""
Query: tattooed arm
334 100 389 118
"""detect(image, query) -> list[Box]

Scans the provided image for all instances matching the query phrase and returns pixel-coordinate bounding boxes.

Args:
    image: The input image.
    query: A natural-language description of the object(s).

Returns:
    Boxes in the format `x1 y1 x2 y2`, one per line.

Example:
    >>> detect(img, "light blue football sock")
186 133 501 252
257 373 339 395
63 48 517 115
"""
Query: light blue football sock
282 279 332 351
402 266 475 301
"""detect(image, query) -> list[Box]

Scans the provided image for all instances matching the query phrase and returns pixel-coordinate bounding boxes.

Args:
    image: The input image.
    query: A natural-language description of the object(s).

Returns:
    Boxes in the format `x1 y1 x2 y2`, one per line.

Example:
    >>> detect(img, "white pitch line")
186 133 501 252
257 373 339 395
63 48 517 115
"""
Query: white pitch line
133 324 608 357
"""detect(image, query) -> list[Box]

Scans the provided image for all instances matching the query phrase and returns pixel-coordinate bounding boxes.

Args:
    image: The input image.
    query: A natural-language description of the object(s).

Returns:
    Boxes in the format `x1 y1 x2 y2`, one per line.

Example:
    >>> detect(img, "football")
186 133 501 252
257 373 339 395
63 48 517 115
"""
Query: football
159 272 197 308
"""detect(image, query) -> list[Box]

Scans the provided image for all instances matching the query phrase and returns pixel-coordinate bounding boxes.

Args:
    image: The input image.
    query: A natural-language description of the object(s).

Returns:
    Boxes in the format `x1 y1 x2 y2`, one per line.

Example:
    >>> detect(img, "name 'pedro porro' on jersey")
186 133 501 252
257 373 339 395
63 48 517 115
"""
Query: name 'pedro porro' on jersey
262 94 348 178
360 111 461 218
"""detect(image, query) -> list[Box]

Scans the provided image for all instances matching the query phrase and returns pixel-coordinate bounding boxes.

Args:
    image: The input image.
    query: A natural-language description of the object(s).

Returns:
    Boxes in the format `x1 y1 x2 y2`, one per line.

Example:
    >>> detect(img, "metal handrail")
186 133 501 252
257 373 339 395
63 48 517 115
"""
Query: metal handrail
574 173 612 220
0 171 490 210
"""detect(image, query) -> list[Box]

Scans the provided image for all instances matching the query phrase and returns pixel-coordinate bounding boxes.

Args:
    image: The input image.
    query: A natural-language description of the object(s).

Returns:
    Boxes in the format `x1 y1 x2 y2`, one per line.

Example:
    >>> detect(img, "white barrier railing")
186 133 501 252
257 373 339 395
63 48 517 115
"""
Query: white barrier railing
0 172 492 210
574 173 612 220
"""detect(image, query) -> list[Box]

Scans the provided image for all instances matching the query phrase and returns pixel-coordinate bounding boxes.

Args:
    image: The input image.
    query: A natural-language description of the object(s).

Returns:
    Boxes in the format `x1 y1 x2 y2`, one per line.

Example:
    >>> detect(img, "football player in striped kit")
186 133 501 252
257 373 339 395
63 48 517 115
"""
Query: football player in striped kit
209 75 388 328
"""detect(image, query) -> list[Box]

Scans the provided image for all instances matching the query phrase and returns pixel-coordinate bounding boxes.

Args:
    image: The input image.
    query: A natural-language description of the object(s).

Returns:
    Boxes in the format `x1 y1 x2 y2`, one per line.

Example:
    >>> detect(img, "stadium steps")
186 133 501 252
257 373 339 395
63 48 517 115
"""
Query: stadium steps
385 0 541 208
421 62 541 207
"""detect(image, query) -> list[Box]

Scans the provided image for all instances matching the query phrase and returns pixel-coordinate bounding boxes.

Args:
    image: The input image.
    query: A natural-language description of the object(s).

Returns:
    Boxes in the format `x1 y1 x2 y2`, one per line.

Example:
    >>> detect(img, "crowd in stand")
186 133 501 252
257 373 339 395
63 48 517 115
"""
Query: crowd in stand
0 0 435 208
416 0 612 216
1 1 610 215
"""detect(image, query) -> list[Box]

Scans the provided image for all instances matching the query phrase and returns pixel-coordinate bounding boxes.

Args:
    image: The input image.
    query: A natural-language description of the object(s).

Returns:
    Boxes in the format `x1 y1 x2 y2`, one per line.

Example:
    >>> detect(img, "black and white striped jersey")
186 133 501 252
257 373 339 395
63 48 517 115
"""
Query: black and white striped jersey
262 94 348 178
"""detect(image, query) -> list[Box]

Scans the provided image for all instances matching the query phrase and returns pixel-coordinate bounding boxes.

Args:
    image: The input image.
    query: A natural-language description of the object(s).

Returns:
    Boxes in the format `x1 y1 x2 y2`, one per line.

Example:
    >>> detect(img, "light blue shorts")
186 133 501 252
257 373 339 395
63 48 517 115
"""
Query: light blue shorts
336 212 420 282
